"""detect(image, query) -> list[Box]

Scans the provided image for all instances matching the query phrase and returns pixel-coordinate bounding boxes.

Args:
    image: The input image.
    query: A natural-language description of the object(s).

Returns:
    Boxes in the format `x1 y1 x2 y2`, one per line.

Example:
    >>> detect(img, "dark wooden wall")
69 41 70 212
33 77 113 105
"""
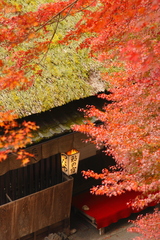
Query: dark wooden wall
0 154 62 206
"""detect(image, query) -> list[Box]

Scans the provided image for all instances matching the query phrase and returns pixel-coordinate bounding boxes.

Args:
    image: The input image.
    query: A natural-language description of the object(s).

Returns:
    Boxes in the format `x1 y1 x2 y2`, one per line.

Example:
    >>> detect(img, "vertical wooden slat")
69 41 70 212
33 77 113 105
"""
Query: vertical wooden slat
51 155 56 186
45 157 50 188
34 163 39 192
4 171 10 203
43 158 46 189
56 154 62 184
23 167 28 196
11 170 15 201
0 174 5 205
15 169 18 200
8 171 12 200
29 164 34 195
0 175 2 205
49 157 52 186
17 168 23 199
40 158 45 190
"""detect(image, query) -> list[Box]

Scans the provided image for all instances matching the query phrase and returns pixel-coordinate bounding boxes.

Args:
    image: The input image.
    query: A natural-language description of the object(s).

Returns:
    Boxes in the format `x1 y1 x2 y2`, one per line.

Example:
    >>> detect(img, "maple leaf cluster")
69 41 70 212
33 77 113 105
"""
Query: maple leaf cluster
0 109 38 165
128 208 160 240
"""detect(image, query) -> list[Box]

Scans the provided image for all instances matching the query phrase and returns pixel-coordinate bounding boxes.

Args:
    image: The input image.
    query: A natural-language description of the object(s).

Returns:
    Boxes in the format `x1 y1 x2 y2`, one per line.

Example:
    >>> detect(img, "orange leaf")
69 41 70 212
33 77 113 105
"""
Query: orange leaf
0 60 3 67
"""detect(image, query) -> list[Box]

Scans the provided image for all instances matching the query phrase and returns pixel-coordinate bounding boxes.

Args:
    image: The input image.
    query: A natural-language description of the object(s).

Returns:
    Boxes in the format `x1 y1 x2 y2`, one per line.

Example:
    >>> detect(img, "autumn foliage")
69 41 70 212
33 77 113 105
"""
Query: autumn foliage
0 0 160 238
67 0 160 238
67 0 160 203
0 109 38 165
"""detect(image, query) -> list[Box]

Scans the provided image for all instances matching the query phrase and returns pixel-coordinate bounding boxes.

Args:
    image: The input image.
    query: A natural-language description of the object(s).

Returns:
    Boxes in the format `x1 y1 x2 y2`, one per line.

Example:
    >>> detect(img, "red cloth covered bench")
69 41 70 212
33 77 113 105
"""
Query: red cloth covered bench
72 190 155 235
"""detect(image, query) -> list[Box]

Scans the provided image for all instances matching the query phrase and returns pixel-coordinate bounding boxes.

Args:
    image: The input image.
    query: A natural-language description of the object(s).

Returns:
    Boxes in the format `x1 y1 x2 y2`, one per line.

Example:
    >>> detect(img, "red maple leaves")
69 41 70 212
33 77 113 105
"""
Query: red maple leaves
70 1 160 234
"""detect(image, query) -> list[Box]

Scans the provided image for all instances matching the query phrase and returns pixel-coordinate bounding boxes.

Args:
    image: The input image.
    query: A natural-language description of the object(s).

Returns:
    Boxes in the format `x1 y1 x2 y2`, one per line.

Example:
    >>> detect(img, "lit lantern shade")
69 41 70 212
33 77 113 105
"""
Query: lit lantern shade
61 149 80 175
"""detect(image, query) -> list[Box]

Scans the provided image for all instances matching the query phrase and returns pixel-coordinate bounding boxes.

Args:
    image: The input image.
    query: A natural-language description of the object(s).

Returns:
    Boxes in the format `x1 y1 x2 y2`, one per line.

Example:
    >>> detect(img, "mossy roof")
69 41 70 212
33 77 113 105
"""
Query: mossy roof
0 58 106 118
22 95 105 144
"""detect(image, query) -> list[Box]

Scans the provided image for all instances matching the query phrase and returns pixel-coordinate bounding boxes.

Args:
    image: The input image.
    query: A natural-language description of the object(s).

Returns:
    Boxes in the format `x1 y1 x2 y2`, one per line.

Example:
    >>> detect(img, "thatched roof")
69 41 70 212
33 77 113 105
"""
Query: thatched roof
0 71 106 118
0 45 106 117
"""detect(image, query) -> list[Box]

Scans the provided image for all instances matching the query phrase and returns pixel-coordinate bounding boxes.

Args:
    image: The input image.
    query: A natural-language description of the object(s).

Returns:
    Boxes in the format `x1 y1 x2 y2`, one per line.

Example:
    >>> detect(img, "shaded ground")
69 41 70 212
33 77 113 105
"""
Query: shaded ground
68 206 155 240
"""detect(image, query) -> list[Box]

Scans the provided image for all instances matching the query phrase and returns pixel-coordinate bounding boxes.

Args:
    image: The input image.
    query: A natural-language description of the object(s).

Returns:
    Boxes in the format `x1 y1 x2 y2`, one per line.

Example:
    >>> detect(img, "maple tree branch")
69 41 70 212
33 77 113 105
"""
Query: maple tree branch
39 13 61 63
35 0 96 31
35 0 79 32
35 0 97 63
59 0 77 22
36 0 97 62
1 0 79 46
74 0 97 13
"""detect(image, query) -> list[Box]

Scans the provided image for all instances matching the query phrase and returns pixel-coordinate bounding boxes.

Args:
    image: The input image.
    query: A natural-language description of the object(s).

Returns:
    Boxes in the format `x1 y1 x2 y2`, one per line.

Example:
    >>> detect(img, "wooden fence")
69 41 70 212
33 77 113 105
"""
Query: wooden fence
0 154 73 240
0 174 73 240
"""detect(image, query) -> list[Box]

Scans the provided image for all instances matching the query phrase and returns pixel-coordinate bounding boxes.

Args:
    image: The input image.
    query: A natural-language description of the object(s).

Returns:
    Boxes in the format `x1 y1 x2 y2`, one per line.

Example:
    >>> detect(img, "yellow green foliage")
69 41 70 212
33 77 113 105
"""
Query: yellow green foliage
8 0 56 12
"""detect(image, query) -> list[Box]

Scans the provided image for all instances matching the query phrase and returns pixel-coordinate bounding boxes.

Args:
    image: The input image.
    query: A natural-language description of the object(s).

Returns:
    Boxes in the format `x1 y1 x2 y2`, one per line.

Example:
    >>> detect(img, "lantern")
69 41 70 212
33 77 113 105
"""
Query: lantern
61 149 80 175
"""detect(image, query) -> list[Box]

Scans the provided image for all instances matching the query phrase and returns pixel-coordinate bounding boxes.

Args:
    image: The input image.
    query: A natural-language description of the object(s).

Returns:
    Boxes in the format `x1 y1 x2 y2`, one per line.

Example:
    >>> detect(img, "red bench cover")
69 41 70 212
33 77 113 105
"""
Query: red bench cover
72 190 154 229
